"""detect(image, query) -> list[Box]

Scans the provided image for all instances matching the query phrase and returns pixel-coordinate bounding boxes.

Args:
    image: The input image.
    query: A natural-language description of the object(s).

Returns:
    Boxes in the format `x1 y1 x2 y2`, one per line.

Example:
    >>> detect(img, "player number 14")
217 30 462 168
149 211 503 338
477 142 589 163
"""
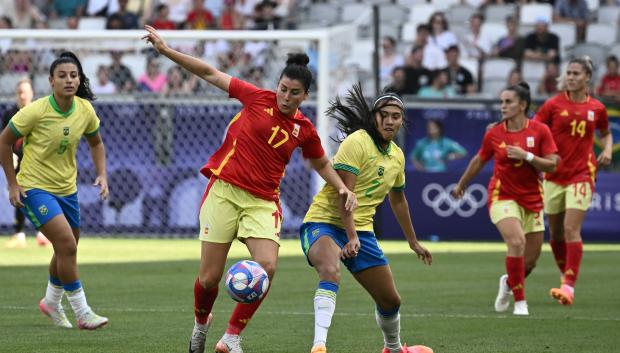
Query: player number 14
570 119 586 138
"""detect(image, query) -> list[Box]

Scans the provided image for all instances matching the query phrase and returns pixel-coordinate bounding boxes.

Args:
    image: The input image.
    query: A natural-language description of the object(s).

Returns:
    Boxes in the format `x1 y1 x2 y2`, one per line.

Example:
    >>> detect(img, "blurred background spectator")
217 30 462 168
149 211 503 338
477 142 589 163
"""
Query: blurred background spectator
537 61 560 96
445 45 476 95
428 12 458 51
597 55 620 102
523 17 560 63
138 57 167 93
410 119 467 173
418 69 457 98
185 0 215 29
380 36 404 85
553 0 589 43
92 65 117 95
108 51 136 93
493 15 525 66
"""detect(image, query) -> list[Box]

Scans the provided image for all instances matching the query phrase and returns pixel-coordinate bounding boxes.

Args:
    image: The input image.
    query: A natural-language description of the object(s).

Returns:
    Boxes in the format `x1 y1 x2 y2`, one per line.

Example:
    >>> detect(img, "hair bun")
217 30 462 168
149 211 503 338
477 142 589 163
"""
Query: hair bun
518 81 530 91
286 53 309 67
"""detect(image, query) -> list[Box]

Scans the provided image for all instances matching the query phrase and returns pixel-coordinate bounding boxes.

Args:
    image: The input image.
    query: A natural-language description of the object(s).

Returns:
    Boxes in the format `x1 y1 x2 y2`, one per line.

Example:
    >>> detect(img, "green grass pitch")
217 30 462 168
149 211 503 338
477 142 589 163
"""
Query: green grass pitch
1 239 619 353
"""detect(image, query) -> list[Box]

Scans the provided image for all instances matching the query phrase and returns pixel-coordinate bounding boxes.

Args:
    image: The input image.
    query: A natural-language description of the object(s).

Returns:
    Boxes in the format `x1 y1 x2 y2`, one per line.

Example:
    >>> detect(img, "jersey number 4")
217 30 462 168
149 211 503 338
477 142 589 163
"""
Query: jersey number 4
268 125 289 148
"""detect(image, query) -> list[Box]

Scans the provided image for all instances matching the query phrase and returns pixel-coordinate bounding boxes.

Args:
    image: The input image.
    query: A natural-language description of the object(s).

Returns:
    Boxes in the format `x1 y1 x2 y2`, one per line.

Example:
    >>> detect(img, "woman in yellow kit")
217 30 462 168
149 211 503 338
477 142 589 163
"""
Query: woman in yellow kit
300 85 433 353
0 52 109 330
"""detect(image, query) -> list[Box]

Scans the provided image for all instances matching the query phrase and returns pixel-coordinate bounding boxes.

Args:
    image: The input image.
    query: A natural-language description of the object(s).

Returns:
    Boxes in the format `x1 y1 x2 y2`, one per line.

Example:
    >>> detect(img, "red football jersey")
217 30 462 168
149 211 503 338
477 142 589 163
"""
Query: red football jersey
534 92 609 185
479 120 558 212
201 78 325 201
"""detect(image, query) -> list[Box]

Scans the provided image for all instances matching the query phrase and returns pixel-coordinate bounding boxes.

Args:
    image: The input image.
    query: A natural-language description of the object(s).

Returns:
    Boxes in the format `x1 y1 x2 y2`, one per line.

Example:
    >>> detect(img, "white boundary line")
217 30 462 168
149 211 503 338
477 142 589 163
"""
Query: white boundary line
2 306 619 322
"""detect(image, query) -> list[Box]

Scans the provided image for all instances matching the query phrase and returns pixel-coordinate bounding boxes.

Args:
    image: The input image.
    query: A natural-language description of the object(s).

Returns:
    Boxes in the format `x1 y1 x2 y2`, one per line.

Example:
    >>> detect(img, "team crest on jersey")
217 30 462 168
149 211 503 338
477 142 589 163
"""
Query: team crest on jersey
292 123 300 137
203 225 209 236
38 205 48 216
587 110 595 122
526 136 535 148
63 127 70 136
378 166 384 176
560 110 569 117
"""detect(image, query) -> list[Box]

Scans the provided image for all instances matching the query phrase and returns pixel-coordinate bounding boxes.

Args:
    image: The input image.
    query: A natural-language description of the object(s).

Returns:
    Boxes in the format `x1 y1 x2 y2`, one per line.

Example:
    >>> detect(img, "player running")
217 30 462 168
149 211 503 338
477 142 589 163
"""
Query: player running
454 82 559 315
534 56 613 305
0 52 109 329
142 25 357 353
300 85 433 353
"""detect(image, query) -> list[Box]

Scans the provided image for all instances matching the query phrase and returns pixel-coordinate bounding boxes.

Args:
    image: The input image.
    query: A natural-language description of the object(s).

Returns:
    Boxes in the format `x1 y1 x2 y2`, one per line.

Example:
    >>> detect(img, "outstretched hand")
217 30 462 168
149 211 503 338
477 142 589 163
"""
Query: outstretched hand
410 241 432 265
339 188 358 212
142 25 168 53
8 183 26 208
94 175 109 201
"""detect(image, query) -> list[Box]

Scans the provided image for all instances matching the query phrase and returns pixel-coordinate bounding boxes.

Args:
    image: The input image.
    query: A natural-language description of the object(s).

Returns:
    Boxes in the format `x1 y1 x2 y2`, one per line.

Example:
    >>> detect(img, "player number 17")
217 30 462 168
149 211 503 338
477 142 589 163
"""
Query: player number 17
267 125 289 148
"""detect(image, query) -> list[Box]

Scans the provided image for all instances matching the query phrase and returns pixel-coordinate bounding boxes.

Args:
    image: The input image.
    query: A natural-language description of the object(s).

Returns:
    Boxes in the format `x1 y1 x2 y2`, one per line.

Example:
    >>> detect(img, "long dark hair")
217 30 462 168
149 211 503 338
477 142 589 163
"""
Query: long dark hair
279 53 312 92
328 83 405 146
49 51 96 101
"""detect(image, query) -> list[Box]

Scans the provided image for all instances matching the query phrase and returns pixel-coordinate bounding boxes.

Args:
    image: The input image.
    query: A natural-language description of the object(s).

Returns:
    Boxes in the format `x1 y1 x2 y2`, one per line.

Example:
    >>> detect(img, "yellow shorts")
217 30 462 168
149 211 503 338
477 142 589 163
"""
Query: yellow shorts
490 200 545 234
543 180 592 214
198 178 282 244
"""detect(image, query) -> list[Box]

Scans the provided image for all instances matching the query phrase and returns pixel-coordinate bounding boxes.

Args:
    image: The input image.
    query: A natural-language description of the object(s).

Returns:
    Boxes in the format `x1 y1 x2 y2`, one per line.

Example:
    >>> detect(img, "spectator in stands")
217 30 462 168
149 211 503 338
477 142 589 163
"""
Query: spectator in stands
220 0 244 29
597 55 620 102
106 13 125 29
537 61 559 97
400 45 432 95
461 13 493 60
385 67 409 96
410 119 467 173
493 15 526 66
253 0 283 30
428 12 458 51
380 36 404 84
162 65 197 95
414 24 447 70
0 16 13 54
91 65 117 95
445 45 476 95
162 0 193 24
6 0 46 29
246 66 265 88
507 68 523 87
138 57 167 93
523 17 560 63
108 51 136 92
418 69 457 98
108 0 140 29
553 0 589 43
185 0 216 29
150 3 177 29
49 0 86 19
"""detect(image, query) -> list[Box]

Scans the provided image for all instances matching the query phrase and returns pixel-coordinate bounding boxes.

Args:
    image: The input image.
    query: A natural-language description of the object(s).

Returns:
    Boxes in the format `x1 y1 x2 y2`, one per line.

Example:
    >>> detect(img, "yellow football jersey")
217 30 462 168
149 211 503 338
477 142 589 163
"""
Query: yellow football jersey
8 95 100 195
304 129 405 231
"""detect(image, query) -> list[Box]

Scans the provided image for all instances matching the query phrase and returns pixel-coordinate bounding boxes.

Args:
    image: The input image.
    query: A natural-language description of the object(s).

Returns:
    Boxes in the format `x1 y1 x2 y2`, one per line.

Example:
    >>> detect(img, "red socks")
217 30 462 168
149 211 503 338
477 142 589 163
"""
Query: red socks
194 277 218 325
564 241 583 287
225 283 272 335
550 239 567 273
506 256 525 301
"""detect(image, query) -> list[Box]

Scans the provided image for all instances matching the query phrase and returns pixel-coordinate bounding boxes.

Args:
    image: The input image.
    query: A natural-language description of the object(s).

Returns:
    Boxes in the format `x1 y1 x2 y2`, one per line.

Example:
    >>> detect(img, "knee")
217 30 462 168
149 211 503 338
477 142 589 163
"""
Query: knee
506 237 526 253
563 224 581 240
54 236 77 257
257 260 277 280
199 270 223 289
317 264 340 284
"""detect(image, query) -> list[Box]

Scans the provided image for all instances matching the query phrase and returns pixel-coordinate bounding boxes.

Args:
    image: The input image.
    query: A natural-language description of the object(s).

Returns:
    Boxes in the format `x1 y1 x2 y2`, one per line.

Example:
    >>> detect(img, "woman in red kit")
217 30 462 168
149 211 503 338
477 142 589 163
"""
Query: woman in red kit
534 56 613 306
143 25 357 353
453 82 559 316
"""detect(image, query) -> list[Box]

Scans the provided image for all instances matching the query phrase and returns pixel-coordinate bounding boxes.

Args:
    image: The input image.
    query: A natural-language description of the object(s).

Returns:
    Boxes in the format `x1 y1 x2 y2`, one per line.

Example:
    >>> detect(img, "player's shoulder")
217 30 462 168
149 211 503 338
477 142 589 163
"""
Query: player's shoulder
74 96 96 112
529 119 552 133
587 96 606 110
20 96 48 116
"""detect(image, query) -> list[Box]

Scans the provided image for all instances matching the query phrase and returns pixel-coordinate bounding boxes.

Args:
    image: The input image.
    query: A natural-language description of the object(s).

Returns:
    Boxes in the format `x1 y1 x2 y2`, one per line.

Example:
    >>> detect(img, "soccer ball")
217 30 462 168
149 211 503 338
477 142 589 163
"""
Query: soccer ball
225 260 269 303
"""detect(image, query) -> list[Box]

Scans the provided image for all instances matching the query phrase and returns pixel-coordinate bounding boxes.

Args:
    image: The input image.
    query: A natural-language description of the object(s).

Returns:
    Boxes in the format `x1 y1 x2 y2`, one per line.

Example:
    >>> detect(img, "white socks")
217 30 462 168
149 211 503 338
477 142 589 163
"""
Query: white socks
375 308 402 353
44 281 65 307
313 282 338 348
66 288 91 317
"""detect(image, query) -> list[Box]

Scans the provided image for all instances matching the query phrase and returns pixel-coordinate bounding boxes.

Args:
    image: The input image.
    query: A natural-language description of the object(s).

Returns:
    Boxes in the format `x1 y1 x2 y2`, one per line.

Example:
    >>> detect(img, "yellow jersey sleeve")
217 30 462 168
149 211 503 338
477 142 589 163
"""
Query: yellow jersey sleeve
7 102 40 138
392 145 406 191
333 132 366 175
83 102 100 137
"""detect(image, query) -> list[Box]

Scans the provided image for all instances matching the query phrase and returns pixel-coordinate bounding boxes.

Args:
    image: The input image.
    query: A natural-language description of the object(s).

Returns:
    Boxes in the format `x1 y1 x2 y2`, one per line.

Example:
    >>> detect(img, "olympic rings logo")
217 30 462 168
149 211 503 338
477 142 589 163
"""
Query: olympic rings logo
421 183 487 218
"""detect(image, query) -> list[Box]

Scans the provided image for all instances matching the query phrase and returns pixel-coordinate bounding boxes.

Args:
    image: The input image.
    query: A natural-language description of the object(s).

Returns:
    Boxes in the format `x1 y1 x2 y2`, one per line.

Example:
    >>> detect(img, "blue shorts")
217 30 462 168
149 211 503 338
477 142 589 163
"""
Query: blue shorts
300 222 388 273
20 189 80 229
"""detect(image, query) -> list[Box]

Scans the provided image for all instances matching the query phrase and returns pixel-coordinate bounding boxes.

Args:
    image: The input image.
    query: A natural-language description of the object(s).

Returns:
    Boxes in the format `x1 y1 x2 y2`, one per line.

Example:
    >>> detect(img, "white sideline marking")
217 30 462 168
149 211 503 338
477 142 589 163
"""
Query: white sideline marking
3 305 619 322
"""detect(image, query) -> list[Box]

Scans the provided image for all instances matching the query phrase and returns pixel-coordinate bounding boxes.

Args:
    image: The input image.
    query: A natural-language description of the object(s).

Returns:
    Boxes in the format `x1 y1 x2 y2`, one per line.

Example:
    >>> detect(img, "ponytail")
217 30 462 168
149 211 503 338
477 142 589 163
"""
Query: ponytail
49 51 96 100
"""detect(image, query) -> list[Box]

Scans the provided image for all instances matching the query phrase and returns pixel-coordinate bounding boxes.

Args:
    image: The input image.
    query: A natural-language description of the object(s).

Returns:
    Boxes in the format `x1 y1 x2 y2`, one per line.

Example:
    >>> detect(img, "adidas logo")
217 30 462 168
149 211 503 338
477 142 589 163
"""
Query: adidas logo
264 108 273 116
560 110 569 116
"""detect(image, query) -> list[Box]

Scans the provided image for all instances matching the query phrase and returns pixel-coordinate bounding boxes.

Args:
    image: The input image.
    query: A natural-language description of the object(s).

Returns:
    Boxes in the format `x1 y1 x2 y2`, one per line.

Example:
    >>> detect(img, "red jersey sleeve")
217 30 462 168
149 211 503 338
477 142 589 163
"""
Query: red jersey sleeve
596 105 609 131
534 99 553 125
538 123 558 157
300 124 325 159
478 129 495 162
228 77 265 106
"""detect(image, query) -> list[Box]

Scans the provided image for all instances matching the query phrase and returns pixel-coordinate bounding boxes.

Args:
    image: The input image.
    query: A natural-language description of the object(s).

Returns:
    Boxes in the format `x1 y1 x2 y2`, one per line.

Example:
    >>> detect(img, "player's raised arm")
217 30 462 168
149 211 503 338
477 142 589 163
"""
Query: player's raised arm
142 25 231 92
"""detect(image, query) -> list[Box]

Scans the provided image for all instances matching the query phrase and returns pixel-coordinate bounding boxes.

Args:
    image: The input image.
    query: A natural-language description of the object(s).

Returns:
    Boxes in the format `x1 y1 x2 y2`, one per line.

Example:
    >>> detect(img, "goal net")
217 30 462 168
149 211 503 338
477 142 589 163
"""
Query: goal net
0 27 356 238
